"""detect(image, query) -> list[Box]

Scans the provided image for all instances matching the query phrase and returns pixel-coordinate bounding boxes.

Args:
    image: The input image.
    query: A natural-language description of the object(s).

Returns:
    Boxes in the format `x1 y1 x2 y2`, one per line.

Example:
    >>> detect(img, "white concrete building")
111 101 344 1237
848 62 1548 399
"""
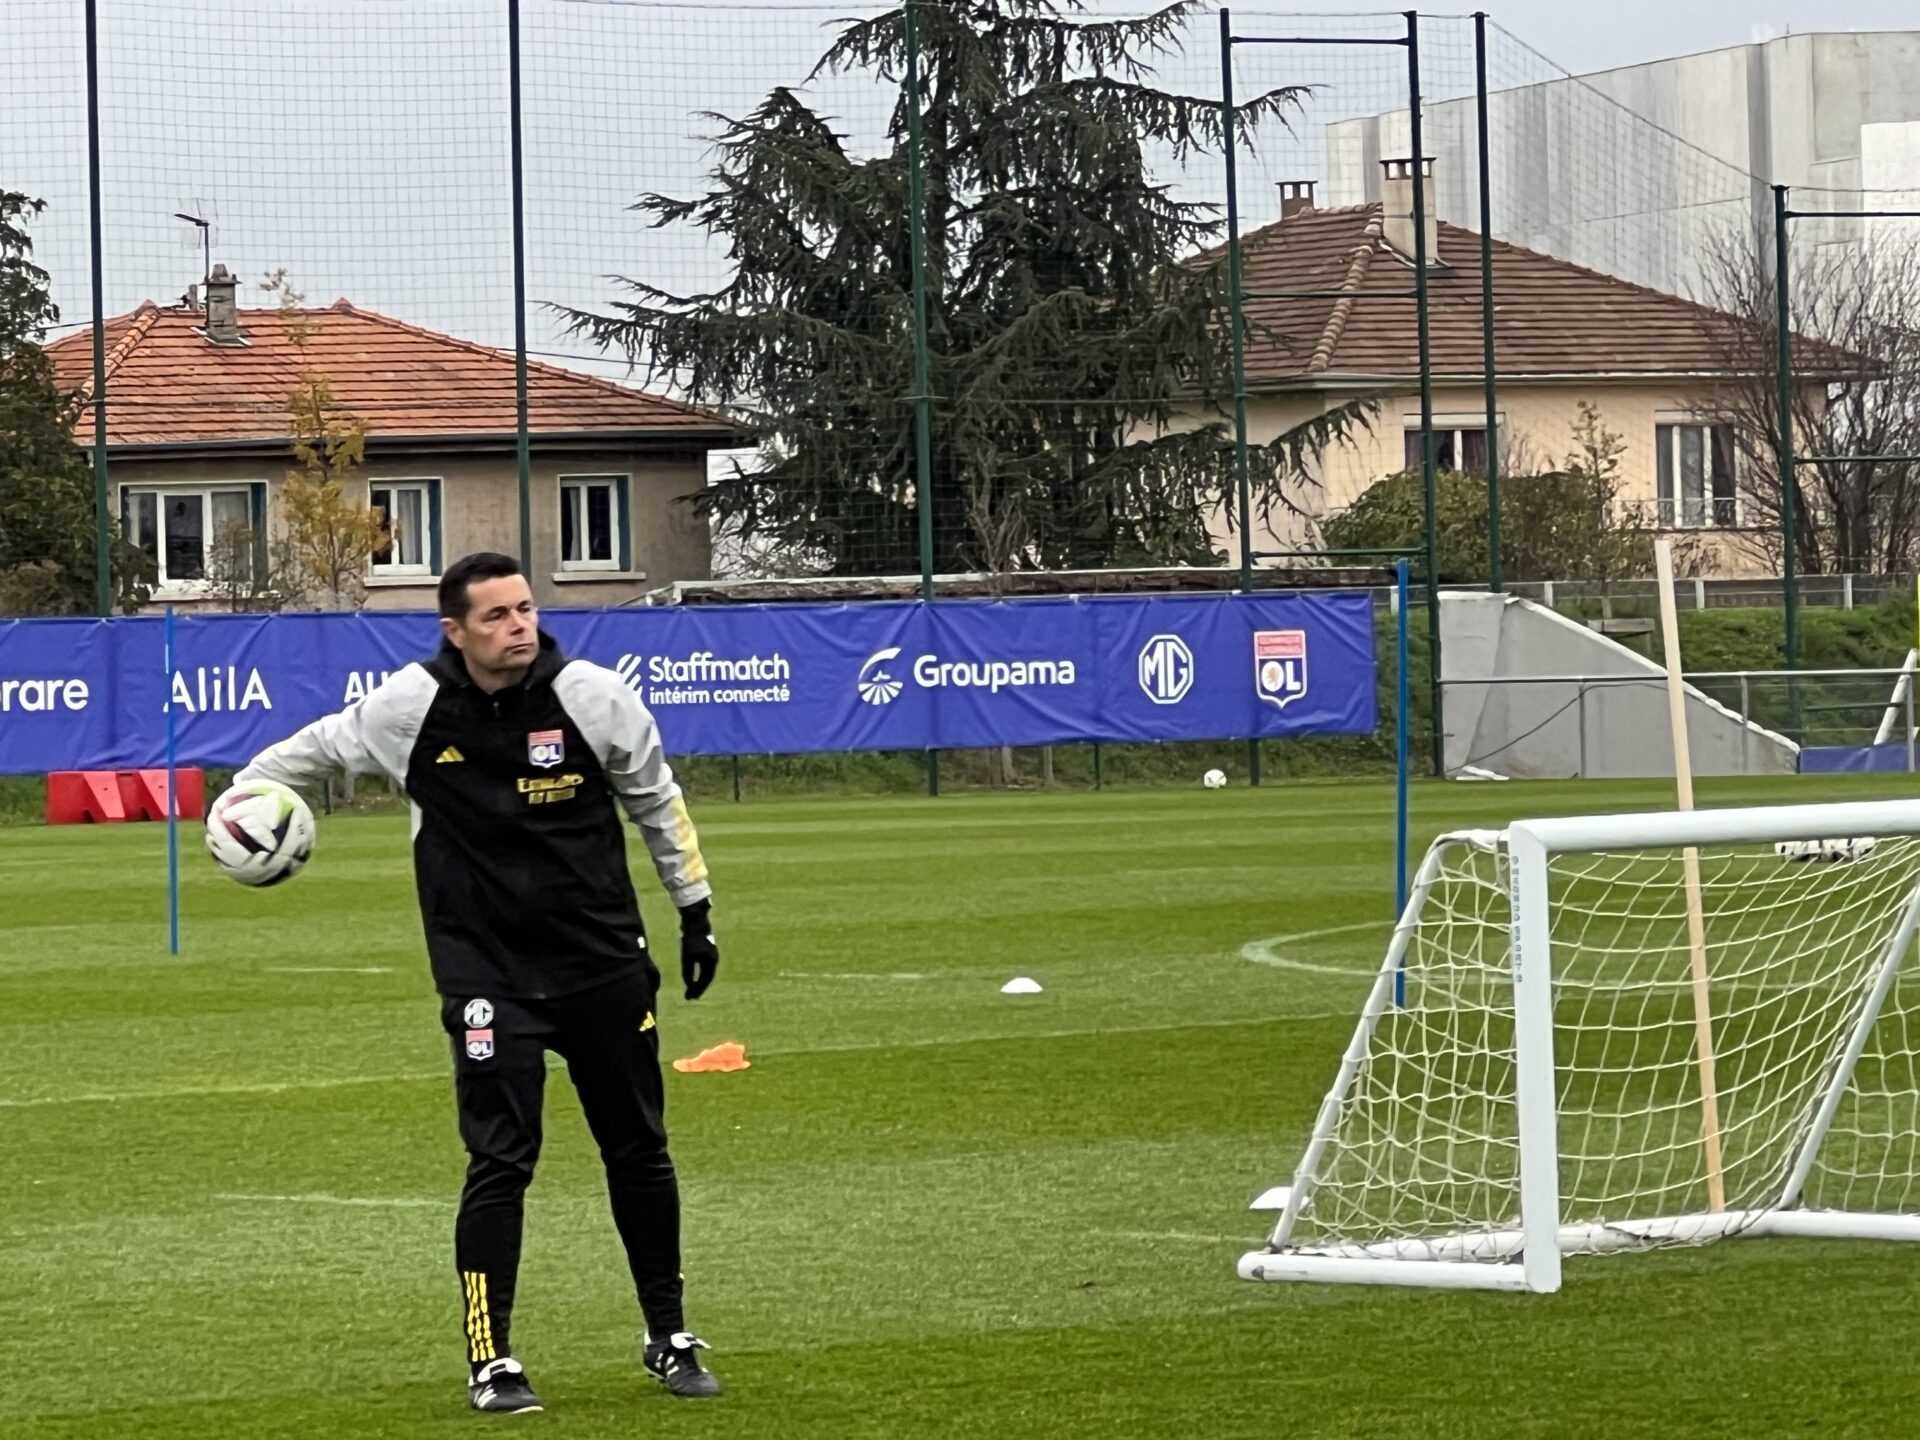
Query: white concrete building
1326 30 1920 303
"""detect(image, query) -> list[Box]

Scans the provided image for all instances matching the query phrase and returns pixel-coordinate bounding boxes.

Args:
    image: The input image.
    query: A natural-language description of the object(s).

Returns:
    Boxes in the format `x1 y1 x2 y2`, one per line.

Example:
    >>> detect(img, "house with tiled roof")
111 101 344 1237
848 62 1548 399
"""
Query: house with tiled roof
1210 165 1845 575
47 266 748 609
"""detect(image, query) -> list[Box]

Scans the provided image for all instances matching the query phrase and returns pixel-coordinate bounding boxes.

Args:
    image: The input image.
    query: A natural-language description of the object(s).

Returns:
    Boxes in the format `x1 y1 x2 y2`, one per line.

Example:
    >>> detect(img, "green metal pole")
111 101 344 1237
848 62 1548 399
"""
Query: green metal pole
905 0 939 797
1773 186 1798 671
1220 9 1254 596
1773 184 1800 739
1474 12 1500 593
508 0 533 574
85 0 110 615
1407 14 1443 777
1219 9 1261 786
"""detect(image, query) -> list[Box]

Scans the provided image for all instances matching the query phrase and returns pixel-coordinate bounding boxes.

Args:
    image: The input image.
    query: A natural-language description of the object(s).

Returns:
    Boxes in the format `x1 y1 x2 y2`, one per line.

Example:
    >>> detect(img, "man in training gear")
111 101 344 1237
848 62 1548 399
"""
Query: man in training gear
234 552 723 1411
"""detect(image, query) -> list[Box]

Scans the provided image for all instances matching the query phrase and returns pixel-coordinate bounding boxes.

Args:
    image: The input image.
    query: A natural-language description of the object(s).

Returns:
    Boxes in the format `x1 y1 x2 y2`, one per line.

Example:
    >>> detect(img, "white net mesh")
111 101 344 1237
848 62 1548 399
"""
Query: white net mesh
1277 829 1920 1263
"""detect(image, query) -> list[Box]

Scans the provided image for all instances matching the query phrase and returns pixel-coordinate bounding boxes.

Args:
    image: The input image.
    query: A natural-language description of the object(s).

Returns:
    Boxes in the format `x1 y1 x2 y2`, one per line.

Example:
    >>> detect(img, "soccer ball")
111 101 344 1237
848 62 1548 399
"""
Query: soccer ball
1775 836 1877 865
1202 768 1228 790
206 780 316 887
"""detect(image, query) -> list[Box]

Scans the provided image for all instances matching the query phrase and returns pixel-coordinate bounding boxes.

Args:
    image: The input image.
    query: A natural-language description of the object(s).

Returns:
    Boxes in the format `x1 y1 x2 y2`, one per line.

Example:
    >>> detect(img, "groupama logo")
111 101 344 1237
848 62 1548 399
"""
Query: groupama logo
856 646 1076 705
857 648 906 706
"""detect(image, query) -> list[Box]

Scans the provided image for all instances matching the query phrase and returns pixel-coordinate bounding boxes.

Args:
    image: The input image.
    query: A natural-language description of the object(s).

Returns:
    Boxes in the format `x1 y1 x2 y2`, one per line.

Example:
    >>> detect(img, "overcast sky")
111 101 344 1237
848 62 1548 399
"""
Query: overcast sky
4 0 1917 380
1333 0 1916 68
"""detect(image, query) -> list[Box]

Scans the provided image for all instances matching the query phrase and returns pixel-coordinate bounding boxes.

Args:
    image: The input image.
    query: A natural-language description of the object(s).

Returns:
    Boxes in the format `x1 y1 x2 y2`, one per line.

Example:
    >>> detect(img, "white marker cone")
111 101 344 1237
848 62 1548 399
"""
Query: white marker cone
1000 976 1043 995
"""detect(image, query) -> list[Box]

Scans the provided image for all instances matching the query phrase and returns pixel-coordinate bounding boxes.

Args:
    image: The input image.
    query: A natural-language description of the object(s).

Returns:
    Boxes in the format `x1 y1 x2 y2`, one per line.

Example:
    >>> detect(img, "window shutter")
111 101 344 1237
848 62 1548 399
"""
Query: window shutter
616 475 631 572
250 482 269 589
427 478 444 573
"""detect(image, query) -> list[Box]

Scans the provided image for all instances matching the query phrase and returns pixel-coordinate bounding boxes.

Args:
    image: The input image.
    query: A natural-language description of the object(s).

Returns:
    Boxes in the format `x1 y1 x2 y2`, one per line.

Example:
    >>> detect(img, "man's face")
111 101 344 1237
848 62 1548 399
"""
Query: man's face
443 573 539 675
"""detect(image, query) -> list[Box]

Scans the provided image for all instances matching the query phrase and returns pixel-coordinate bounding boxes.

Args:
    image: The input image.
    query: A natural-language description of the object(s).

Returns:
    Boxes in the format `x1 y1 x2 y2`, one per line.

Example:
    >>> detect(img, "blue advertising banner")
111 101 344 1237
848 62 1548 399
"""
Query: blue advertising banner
0 594 1376 774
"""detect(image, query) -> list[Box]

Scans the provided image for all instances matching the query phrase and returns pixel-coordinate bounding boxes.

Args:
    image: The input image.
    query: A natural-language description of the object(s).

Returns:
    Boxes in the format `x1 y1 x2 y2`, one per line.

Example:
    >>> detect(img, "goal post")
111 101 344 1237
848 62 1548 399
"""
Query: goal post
1243 798 1920 1294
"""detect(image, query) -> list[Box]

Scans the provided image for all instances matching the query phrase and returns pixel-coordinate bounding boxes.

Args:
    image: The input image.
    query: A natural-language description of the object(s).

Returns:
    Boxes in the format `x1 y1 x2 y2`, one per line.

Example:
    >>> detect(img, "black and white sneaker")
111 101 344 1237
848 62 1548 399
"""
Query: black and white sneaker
469 1357 544 1414
643 1332 722 1397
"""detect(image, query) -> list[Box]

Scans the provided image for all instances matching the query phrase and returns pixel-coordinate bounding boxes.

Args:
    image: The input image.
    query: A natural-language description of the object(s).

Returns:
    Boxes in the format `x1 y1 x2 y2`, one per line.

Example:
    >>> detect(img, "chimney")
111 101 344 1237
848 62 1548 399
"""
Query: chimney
1380 157 1441 266
203 263 242 344
1279 180 1316 219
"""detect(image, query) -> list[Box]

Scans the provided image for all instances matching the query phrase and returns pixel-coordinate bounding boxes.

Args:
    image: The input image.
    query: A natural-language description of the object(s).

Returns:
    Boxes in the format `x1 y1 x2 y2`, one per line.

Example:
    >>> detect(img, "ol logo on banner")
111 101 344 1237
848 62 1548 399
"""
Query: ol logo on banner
527 729 565 768
1254 630 1308 710
1137 633 1194 705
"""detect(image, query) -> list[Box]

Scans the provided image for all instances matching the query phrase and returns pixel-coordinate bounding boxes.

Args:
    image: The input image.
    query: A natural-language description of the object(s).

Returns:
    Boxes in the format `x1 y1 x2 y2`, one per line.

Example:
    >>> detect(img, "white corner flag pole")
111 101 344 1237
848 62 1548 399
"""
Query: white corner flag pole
1655 538 1727 1212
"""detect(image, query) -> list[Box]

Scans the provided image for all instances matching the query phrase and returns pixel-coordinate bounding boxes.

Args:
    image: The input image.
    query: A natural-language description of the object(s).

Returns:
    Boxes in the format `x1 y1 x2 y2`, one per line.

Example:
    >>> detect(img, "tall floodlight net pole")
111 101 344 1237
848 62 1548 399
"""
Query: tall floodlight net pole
1406 14 1443 777
903 0 939 796
1219 9 1262 788
85 0 111 616
1773 185 1799 738
1220 9 1254 598
1473 12 1500 593
508 0 533 574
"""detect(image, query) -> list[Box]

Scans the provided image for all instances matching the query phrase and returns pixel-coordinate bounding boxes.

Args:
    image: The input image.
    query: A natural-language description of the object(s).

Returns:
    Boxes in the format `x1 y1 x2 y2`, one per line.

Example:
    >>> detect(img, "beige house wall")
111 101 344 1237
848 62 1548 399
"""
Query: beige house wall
1205 380 1781 577
110 446 713 613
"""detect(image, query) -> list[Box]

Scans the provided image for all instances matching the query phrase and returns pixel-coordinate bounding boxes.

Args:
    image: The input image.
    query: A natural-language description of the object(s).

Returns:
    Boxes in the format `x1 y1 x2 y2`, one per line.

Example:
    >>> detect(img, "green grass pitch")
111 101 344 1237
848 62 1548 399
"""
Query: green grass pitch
6 772 1920 1438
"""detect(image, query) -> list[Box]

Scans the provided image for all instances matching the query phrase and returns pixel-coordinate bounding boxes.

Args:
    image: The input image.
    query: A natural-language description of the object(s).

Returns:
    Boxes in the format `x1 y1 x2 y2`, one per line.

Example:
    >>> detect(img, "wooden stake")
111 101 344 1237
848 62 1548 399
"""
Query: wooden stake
1656 538 1727 1212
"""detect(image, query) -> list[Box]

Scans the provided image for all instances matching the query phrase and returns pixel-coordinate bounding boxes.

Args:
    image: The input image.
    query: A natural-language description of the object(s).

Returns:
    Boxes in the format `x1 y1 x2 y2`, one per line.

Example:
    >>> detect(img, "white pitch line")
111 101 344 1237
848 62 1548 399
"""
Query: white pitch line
1107 1228 1250 1246
265 966 395 974
1241 921 1391 977
776 971 931 982
216 1192 452 1209
0 1070 445 1111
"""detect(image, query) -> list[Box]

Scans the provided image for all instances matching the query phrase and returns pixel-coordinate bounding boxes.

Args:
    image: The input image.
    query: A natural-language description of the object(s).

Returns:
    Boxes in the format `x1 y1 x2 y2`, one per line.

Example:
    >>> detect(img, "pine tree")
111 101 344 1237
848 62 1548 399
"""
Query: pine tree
566 0 1364 576
0 191 144 614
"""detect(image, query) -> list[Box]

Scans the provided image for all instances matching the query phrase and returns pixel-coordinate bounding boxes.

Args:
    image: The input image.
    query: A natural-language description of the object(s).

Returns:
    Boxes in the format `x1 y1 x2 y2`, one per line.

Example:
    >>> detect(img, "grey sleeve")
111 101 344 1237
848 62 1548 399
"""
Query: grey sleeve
555 660 712 907
233 663 437 793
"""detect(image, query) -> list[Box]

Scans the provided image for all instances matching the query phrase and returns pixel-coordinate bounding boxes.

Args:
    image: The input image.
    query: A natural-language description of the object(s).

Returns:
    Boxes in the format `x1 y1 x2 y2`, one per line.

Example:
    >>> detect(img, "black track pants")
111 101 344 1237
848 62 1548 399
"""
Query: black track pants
442 966 684 1367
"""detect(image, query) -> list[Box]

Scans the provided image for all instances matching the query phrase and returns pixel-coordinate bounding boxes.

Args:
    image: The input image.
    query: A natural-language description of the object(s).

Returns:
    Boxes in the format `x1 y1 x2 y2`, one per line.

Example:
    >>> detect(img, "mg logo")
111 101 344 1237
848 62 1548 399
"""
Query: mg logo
1137 633 1194 705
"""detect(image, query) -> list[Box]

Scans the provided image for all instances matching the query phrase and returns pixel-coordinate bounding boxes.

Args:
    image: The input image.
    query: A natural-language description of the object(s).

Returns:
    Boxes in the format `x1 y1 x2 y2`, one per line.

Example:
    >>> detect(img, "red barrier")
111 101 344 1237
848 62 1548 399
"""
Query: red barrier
46 769 205 824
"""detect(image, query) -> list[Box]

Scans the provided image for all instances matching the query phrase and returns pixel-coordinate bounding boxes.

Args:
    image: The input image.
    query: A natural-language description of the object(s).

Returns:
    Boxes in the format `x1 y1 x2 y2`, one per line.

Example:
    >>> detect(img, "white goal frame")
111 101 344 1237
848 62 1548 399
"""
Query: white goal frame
1241 798 1920 1294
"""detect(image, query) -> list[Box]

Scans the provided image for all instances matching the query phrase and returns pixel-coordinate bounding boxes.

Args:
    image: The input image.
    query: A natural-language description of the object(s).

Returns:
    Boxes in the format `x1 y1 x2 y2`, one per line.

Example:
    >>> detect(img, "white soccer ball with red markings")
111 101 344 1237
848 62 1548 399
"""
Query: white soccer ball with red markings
206 780 316 887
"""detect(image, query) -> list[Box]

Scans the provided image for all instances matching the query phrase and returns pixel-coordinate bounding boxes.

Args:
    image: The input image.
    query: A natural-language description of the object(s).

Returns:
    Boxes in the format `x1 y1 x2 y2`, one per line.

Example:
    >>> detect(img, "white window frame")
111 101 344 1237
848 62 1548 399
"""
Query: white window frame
120 484 259 592
1403 413 1501 474
368 478 438 577
558 474 626 573
1655 417 1740 530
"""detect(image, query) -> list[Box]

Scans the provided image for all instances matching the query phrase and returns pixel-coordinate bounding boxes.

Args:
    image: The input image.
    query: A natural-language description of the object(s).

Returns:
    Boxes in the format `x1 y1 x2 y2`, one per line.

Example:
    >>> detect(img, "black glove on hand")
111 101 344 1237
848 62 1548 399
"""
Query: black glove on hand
678 898 719 1001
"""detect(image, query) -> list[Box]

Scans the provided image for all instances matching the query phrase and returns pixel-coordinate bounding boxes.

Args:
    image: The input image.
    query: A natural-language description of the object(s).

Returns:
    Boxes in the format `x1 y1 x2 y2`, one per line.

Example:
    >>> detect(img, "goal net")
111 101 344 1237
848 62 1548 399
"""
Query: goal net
1243 800 1920 1293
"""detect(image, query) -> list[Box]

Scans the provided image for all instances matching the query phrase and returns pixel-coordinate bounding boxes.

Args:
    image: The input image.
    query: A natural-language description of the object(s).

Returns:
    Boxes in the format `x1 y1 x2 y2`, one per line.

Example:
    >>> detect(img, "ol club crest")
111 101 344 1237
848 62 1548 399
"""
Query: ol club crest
527 729 565 768
1254 630 1308 710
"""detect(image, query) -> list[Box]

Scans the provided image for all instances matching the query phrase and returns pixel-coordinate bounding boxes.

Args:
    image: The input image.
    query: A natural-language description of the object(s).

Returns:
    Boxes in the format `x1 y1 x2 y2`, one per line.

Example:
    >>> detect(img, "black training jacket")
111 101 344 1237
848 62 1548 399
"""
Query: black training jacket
236 632 710 999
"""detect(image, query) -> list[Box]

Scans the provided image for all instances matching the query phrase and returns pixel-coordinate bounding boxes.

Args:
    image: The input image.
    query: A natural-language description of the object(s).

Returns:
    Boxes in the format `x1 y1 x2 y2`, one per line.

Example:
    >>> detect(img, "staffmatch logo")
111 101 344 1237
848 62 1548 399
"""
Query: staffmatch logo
1137 634 1194 705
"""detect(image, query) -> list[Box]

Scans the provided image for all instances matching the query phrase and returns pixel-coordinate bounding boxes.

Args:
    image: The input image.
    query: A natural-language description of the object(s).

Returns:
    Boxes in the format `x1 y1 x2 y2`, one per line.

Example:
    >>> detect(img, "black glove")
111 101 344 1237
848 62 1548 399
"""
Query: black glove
678 898 719 1001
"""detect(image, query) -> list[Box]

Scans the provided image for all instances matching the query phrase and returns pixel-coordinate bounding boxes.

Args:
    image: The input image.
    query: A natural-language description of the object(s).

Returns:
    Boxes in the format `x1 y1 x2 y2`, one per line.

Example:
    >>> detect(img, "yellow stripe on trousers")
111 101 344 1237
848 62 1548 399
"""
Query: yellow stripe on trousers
463 1271 495 1363
478 1272 495 1360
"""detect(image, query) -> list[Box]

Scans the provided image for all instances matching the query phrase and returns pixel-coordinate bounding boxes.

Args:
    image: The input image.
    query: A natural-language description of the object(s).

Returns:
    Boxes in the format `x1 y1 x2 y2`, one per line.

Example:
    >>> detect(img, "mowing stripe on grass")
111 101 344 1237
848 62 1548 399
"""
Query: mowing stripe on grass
0 1012 1348 1109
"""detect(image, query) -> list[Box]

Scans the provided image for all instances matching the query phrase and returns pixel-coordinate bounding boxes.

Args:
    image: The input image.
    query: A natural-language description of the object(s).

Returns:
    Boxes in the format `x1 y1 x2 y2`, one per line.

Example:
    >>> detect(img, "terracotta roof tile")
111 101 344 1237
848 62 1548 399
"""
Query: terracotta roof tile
1222 204 1850 385
46 302 739 447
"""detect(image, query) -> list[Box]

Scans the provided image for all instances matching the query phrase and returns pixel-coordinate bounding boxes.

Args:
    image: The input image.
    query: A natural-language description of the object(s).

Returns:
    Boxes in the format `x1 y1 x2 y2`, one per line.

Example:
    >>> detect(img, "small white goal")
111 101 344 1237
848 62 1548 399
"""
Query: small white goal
1242 799 1920 1293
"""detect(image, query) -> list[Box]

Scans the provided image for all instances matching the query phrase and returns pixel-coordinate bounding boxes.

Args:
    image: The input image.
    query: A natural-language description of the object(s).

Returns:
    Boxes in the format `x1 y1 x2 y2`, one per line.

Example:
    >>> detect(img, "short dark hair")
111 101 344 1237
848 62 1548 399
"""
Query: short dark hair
438 552 523 620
